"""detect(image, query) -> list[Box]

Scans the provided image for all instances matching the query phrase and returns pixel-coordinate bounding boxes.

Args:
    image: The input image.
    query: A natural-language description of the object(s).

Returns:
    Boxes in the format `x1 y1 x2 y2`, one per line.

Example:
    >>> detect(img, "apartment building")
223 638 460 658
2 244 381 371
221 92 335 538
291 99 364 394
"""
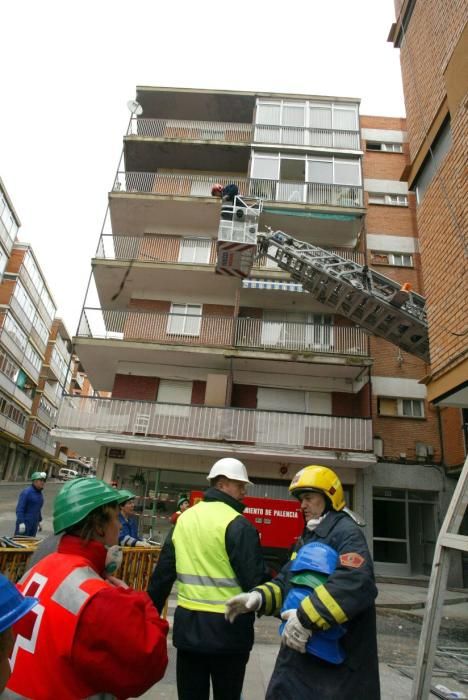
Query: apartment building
53 86 457 577
0 179 71 479
389 2 467 461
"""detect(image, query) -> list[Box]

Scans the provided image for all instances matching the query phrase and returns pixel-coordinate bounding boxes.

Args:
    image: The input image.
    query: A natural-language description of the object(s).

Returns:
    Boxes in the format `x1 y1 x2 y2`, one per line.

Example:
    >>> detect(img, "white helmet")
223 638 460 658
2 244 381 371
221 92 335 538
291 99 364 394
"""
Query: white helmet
207 458 252 485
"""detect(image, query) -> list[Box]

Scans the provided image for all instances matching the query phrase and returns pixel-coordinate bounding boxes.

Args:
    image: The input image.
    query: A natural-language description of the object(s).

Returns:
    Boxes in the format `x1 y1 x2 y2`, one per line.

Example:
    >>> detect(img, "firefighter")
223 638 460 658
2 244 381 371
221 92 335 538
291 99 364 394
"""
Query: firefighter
14 471 47 536
225 465 380 700
148 457 269 700
6 477 169 700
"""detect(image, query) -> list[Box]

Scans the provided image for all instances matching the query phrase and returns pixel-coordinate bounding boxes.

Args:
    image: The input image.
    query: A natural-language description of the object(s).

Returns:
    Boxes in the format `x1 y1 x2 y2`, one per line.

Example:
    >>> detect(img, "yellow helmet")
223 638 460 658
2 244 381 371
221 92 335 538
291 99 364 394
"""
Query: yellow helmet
289 465 345 511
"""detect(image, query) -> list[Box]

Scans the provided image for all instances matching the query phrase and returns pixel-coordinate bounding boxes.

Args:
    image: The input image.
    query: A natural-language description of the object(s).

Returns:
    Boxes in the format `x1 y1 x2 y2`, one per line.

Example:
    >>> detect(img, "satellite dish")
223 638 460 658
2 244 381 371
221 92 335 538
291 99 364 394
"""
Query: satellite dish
127 100 143 116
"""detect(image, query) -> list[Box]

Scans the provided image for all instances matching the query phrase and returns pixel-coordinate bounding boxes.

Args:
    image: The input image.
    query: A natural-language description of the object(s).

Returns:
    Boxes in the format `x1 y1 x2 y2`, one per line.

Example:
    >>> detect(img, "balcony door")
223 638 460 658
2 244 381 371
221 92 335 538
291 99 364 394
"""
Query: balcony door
261 311 333 351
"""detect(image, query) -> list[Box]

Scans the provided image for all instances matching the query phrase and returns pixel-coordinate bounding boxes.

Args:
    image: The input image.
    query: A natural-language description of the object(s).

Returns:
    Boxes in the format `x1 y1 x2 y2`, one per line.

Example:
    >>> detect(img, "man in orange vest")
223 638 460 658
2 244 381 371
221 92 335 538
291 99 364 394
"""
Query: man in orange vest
7 477 168 699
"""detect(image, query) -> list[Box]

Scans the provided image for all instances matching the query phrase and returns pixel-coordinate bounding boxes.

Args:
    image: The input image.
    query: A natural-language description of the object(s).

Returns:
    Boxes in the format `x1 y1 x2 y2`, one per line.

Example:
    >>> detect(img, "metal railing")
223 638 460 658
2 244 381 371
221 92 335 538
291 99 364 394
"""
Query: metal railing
95 235 364 267
127 117 253 143
77 308 369 356
254 124 361 150
112 172 363 209
56 396 373 452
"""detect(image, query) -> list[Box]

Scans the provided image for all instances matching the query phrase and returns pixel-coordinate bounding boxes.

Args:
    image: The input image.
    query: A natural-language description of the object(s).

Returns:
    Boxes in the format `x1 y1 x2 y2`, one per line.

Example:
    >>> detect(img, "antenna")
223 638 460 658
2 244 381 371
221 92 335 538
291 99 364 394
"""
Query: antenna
127 100 143 116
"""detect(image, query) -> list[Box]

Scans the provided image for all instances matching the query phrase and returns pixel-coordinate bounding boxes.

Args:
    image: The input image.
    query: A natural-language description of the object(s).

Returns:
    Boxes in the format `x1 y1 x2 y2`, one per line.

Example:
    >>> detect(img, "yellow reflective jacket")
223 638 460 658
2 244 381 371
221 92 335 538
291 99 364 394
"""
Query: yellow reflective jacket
173 501 243 613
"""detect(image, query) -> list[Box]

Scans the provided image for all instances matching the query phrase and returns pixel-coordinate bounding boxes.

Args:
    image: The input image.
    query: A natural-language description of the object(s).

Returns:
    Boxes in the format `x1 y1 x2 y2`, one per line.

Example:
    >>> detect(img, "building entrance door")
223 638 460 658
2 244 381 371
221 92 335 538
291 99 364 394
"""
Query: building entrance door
373 488 438 577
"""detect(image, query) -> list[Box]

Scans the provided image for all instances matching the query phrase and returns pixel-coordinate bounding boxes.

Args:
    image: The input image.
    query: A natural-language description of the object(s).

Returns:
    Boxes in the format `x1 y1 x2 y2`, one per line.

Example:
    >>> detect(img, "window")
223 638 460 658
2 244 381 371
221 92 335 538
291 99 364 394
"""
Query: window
178 238 211 264
167 304 202 336
3 313 27 351
22 253 56 322
13 281 36 322
371 251 413 267
378 397 425 418
25 344 42 372
0 247 7 278
261 311 333 350
414 118 452 204
0 349 19 382
157 379 192 417
368 193 408 206
0 391 27 427
366 142 403 153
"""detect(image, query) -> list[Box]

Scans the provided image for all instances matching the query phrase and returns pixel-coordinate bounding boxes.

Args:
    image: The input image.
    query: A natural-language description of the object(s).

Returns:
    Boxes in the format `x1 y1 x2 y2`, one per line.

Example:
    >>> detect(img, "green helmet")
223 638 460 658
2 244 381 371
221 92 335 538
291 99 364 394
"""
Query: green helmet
31 471 47 481
118 489 136 504
54 478 122 534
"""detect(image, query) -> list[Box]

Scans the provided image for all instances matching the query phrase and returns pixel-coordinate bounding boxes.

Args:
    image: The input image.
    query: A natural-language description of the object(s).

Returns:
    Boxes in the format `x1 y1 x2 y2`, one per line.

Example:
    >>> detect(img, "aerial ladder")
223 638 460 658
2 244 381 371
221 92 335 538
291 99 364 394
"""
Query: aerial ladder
215 196 429 362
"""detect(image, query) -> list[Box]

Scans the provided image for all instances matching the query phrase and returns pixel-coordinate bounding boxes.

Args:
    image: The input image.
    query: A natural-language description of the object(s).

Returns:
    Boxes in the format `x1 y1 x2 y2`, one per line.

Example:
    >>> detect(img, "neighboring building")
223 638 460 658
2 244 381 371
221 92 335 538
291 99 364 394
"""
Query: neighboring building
389 2 467 464
52 86 463 578
0 179 71 480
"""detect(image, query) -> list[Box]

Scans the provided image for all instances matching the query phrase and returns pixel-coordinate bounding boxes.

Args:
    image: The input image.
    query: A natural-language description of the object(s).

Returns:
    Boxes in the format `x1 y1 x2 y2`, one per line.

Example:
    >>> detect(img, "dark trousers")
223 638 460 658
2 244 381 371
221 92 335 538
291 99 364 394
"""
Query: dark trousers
176 649 249 700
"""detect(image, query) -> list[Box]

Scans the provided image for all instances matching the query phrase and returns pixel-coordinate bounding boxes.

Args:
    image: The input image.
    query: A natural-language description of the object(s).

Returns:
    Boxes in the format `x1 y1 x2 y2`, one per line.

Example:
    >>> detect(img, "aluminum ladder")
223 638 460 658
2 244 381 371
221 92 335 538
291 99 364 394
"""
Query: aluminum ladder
257 230 429 362
412 454 468 699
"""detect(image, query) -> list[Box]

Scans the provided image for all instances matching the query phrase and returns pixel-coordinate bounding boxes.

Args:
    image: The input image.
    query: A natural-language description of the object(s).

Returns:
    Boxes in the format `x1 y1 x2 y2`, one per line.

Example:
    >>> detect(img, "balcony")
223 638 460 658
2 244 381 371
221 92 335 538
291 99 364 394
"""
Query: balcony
74 308 370 391
125 117 252 172
55 395 373 454
109 173 364 245
0 371 33 412
0 414 26 440
29 428 57 457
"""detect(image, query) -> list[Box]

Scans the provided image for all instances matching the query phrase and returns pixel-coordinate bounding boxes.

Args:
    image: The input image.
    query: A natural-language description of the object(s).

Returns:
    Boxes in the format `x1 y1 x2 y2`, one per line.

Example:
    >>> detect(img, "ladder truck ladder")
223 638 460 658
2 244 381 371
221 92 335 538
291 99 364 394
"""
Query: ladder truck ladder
257 230 430 362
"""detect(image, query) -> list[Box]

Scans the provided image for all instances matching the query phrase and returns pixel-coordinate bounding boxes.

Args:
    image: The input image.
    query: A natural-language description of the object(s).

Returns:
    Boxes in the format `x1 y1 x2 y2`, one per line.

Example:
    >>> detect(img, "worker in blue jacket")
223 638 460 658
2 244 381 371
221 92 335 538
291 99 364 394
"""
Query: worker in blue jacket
226 465 380 700
14 472 47 536
118 490 151 547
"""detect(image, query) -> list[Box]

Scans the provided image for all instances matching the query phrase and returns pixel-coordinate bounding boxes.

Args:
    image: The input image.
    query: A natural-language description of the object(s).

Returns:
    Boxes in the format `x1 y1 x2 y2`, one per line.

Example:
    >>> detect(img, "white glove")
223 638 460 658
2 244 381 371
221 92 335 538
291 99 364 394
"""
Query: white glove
225 591 262 623
136 540 152 548
18 523 26 535
281 609 311 653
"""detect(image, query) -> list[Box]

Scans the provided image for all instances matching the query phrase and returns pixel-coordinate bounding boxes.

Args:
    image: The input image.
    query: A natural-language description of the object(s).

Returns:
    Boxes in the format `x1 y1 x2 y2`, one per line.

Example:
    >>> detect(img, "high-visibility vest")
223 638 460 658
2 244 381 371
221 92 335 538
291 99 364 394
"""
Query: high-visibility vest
7 553 110 700
173 501 243 613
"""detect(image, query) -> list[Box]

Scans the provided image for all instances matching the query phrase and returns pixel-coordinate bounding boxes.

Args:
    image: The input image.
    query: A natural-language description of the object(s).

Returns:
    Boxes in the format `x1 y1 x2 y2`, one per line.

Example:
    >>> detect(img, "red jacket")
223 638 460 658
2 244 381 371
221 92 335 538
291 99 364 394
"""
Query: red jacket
8 535 168 699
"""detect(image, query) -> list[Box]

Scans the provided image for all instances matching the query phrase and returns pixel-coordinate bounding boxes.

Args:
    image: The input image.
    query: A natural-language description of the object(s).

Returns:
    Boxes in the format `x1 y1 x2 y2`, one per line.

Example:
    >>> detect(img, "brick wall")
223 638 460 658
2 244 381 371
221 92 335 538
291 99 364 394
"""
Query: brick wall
365 194 418 236
360 115 407 131
332 384 370 418
414 114 467 377
372 395 442 462
5 248 25 275
362 151 408 181
112 374 159 401
128 299 171 312
0 279 14 305
397 0 466 158
371 337 427 377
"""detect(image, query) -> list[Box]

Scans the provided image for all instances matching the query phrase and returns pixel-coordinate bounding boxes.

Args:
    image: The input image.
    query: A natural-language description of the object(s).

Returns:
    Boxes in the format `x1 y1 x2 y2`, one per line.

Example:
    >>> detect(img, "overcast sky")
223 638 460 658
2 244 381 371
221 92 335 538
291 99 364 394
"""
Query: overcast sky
0 0 404 334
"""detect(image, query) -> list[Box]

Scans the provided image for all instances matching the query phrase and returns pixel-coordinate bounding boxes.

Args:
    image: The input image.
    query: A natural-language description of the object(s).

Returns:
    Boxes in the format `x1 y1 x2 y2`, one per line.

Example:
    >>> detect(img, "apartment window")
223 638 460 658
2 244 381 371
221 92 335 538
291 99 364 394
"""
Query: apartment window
0 349 19 382
371 251 413 267
178 238 211 264
39 395 57 421
157 379 192 417
368 193 408 206
23 253 56 321
0 392 27 427
366 142 403 153
251 153 361 186
3 314 27 351
13 281 36 321
52 347 69 381
167 304 202 336
378 397 425 418
0 195 18 242
0 247 7 278
25 343 42 372
33 313 49 346
414 118 452 204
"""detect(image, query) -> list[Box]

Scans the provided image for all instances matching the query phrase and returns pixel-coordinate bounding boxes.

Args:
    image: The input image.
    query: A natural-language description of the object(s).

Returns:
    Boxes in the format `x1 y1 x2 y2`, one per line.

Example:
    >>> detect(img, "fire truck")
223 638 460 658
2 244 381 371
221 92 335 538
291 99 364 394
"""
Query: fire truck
190 491 304 570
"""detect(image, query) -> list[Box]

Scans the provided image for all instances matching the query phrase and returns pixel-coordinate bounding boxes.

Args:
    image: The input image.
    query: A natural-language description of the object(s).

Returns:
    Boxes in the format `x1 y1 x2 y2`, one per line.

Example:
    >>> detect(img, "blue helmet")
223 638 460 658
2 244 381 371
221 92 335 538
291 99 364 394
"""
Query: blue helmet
0 573 38 633
290 542 338 576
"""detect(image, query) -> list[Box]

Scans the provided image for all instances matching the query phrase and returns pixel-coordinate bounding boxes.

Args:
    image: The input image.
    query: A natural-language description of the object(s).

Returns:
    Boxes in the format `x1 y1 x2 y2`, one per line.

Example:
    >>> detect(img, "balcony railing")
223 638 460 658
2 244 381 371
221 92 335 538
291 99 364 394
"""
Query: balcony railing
112 172 363 209
95 234 365 267
127 117 253 143
77 308 369 357
30 430 57 456
56 396 373 452
254 124 361 150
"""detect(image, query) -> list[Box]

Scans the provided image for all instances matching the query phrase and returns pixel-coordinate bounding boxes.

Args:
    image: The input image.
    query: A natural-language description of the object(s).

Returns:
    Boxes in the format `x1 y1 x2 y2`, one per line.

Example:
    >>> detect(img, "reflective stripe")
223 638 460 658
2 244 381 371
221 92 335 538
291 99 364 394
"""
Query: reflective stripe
177 573 240 587
51 566 102 615
178 594 235 607
300 596 330 630
314 584 348 625
258 583 272 613
269 583 282 613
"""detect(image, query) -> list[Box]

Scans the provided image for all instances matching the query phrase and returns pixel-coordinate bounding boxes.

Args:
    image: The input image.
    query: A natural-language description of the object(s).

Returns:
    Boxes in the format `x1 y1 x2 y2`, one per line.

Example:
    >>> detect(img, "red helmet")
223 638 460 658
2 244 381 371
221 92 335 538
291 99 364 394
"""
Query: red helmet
211 183 223 197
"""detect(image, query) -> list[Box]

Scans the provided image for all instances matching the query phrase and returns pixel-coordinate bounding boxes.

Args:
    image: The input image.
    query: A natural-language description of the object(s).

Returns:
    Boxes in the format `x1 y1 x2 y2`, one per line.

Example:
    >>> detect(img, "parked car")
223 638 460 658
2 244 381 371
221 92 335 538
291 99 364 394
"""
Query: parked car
58 467 79 481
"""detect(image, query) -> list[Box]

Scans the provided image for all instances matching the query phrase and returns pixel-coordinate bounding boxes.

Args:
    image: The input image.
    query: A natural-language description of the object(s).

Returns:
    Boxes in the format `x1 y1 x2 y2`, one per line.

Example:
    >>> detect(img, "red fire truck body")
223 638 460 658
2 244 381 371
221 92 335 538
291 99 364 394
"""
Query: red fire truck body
190 492 304 570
